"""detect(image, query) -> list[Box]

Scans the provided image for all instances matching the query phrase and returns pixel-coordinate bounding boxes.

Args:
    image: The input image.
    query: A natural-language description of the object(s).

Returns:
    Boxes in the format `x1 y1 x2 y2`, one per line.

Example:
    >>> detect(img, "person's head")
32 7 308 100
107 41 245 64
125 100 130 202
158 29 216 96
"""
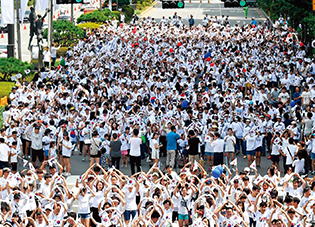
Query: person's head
292 178 300 189
171 125 176 132
259 201 268 213
304 186 311 197
189 130 195 137
151 210 160 223
166 165 172 174
112 133 118 139
96 181 105 191
44 173 52 182
133 128 139 136
163 199 171 209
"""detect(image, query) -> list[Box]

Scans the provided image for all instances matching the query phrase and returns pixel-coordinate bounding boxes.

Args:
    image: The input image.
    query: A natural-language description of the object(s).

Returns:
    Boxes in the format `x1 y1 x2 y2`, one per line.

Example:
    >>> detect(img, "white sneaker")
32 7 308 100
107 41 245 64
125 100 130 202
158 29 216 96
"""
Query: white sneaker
82 158 85 162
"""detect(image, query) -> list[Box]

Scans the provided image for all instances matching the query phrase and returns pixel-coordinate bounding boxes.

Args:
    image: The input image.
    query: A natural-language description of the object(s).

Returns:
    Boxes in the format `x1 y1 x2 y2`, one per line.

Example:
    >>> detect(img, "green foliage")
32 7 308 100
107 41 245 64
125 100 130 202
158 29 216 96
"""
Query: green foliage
136 4 144 10
0 82 14 99
77 22 101 29
0 58 34 81
0 105 4 129
111 11 121 20
122 5 135 18
28 0 34 6
118 0 130 5
77 10 107 23
142 1 146 8
257 0 315 41
56 47 68 58
77 9 128 23
135 10 141 14
44 20 86 46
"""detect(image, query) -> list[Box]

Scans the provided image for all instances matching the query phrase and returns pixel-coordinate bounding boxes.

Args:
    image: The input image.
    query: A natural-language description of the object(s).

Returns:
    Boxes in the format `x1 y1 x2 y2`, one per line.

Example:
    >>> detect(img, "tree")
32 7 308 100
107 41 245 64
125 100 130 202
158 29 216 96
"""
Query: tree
0 58 34 81
43 20 86 46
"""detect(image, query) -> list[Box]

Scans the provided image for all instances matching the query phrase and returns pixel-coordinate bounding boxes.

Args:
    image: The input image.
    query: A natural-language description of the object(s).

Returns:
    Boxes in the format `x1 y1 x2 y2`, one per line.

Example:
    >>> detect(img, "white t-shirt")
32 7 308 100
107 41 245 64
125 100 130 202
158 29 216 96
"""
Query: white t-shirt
293 159 305 173
62 140 72 157
78 193 92 214
245 135 256 151
285 144 297 165
224 135 236 152
129 137 142 156
123 187 138 210
0 143 10 162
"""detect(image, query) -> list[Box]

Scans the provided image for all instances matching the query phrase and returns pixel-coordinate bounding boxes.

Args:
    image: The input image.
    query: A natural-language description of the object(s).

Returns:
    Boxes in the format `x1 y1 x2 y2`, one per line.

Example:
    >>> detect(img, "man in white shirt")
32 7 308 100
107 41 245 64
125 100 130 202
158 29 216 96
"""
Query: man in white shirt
0 138 10 176
301 85 312 108
129 128 142 175
211 132 224 165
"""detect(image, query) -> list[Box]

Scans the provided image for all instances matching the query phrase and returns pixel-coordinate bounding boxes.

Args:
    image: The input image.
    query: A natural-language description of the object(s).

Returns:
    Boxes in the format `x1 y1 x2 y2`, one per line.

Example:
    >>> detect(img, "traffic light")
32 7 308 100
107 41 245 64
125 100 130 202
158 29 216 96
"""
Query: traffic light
162 0 185 9
56 0 84 4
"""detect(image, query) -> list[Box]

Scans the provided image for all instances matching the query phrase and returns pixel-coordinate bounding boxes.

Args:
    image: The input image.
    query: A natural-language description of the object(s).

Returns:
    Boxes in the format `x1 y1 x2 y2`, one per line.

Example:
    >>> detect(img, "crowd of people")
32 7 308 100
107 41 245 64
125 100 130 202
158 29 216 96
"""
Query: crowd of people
1 11 315 227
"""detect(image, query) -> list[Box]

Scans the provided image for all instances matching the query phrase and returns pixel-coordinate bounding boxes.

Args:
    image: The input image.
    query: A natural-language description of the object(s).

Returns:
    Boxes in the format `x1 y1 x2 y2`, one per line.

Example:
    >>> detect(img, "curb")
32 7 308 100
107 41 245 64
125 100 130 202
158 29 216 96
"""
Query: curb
139 2 158 17
255 7 274 26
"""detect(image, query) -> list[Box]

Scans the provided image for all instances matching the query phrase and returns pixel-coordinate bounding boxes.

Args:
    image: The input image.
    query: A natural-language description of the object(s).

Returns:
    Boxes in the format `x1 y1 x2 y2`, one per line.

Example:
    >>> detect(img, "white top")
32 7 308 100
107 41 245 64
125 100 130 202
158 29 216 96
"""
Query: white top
123 187 137 210
78 194 92 214
224 135 236 152
129 137 142 156
91 190 103 208
62 140 72 157
245 135 256 151
151 138 159 154
0 143 10 162
211 139 224 153
285 144 297 165
293 158 305 173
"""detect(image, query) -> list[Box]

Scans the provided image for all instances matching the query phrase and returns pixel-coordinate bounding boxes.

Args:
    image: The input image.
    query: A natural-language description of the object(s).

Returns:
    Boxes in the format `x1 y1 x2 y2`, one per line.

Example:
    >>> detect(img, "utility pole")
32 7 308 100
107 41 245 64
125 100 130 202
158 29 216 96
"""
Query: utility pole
16 0 22 60
100 0 102 11
109 0 112 11
48 0 54 50
71 3 74 24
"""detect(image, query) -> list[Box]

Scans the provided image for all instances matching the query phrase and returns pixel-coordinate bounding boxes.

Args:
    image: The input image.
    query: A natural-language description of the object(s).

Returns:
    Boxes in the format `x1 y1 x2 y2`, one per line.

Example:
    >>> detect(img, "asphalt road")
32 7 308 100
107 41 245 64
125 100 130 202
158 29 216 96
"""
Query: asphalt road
64 149 272 178
141 0 266 26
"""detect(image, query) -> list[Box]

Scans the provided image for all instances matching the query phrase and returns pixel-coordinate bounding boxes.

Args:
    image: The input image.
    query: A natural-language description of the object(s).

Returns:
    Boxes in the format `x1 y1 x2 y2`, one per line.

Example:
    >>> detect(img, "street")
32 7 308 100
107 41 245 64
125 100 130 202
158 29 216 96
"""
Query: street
141 0 266 25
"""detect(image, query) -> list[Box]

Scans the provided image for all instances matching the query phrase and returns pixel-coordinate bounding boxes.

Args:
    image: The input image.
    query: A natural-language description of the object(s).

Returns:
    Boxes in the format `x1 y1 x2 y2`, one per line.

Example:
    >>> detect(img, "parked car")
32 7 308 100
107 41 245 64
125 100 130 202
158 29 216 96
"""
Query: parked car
0 24 8 33
57 15 71 21
84 6 97 14
0 44 7 58
24 10 31 22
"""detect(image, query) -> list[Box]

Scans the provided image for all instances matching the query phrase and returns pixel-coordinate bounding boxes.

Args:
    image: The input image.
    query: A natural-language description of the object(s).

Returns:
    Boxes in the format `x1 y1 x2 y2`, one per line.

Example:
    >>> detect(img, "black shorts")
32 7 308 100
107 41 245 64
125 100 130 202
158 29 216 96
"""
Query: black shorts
90 153 101 158
11 162 17 171
271 155 280 162
62 156 70 159
0 161 9 169
31 148 44 162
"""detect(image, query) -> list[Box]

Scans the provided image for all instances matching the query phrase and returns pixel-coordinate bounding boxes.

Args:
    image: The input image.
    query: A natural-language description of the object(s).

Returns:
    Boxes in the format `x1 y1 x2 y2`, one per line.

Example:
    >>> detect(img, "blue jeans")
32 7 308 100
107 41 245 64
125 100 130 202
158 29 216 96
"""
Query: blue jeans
124 210 137 221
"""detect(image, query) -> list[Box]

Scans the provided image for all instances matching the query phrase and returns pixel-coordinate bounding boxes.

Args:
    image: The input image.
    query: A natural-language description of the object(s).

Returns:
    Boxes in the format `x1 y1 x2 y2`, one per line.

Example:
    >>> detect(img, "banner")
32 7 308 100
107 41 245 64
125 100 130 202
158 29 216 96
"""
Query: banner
20 0 29 23
35 0 49 11
1 0 15 24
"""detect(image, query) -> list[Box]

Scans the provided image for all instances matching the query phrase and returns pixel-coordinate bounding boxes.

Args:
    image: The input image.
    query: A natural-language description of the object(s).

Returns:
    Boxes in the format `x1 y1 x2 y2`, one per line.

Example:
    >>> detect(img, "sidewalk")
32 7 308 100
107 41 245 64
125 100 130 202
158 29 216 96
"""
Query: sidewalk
140 1 159 17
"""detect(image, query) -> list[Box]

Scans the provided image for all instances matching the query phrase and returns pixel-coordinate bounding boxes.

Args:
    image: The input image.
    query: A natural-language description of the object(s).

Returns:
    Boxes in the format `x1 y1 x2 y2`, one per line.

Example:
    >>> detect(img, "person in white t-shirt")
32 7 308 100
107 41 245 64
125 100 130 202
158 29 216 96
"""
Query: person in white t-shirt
224 128 236 168
129 128 143 175
75 185 95 227
243 131 257 167
151 133 163 165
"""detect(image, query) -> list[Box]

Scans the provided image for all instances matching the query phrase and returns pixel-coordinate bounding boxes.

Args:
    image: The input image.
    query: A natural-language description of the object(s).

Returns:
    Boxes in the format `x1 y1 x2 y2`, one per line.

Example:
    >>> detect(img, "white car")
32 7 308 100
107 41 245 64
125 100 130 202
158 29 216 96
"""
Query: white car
0 44 7 58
